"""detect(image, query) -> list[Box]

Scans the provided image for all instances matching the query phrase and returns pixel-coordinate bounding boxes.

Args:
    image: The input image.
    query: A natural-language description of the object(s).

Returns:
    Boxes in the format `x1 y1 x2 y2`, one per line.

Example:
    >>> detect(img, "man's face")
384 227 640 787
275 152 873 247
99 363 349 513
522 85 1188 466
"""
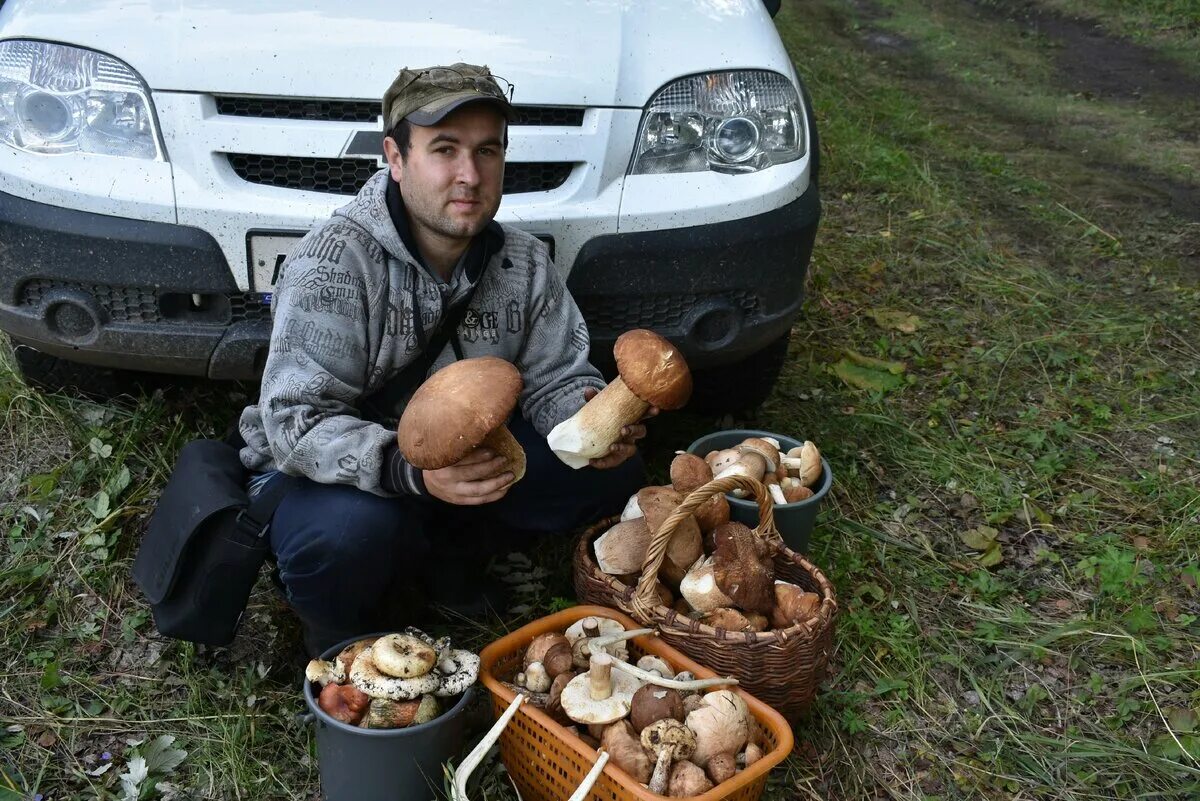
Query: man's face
384 104 505 245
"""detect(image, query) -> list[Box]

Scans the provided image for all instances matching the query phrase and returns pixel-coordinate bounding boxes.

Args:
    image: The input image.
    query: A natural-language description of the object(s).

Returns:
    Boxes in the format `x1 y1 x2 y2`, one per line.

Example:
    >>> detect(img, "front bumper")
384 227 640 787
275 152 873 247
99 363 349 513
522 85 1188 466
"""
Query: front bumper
0 178 819 379
0 190 271 379
571 181 821 372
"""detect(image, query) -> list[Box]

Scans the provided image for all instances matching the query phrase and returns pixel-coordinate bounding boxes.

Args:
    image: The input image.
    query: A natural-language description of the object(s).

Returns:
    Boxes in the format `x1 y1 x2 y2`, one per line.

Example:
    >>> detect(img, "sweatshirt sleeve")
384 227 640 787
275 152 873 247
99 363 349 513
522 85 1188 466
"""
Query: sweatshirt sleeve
515 244 607 437
249 225 408 495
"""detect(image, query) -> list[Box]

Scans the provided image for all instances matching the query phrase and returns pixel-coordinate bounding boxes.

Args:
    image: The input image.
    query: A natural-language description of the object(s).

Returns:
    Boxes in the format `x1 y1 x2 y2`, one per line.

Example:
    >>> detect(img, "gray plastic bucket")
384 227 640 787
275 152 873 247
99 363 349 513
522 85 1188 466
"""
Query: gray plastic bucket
687 429 833 554
302 634 475 801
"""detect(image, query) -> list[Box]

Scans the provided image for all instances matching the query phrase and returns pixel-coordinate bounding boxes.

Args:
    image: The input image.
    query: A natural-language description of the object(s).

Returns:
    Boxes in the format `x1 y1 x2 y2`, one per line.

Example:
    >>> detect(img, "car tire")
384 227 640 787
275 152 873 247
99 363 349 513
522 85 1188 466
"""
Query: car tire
10 341 142 399
687 333 791 414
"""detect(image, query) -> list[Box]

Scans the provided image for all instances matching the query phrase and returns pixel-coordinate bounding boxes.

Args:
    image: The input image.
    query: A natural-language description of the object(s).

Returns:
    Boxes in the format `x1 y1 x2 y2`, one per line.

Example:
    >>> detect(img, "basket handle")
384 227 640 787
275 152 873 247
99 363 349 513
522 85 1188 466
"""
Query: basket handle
629 475 779 616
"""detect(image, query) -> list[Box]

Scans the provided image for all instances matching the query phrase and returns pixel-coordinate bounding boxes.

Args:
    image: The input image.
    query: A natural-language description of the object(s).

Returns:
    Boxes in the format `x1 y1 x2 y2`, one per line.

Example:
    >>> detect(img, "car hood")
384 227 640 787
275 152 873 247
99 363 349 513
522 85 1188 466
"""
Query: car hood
0 0 796 106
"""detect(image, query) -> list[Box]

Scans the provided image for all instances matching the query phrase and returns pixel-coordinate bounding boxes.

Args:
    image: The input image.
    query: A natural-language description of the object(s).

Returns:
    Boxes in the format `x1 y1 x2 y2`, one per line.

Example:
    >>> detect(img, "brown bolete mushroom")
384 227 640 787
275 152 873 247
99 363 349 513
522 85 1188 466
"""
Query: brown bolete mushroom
601 720 653 784
318 682 370 725
636 486 703 589
524 632 574 679
641 719 696 795
782 441 822 487
711 437 779 493
770 581 822 629
701 607 768 633
545 670 577 725
397 356 526 482
679 555 734 613
547 329 692 468
711 522 775 615
592 518 651 576
669 452 712 495
630 684 684 733
668 760 714 797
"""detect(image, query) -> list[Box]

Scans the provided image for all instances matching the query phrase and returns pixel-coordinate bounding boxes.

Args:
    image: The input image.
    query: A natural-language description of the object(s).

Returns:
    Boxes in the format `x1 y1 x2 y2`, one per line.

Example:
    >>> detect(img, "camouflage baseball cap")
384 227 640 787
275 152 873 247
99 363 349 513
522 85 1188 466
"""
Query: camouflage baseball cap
383 63 514 130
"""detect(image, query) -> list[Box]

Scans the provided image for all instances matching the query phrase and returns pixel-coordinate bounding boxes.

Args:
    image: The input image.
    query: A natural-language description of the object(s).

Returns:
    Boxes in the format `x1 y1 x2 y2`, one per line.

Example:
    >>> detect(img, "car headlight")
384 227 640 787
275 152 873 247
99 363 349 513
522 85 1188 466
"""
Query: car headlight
630 70 805 176
0 39 164 160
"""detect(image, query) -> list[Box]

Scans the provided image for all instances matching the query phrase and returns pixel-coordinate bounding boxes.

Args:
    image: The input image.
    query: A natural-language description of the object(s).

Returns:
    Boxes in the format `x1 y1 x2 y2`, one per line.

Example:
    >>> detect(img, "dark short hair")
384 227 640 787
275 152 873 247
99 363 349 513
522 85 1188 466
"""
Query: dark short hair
383 111 509 163
384 118 413 160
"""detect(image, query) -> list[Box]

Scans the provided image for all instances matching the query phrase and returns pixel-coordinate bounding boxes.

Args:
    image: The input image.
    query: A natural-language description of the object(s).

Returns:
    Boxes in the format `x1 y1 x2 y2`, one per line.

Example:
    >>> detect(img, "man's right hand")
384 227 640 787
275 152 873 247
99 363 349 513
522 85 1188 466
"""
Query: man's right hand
422 448 515 505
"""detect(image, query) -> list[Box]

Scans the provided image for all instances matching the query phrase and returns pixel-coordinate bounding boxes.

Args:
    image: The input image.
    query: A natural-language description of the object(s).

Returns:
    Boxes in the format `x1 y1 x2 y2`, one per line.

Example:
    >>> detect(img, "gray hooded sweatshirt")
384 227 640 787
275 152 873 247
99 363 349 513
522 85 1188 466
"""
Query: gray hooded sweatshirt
238 169 605 494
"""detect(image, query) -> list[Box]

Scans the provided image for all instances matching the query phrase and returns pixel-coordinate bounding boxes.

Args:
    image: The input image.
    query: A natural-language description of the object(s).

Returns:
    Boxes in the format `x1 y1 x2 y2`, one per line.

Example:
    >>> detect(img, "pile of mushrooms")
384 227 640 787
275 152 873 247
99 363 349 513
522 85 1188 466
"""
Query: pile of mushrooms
502 616 768 796
306 628 479 729
592 436 826 633
548 329 693 469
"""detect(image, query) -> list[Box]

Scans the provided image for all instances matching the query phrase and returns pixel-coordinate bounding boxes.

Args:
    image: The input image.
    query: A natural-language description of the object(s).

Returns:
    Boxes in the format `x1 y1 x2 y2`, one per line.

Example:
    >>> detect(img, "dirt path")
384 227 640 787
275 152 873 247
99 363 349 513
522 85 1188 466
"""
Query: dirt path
970 0 1200 103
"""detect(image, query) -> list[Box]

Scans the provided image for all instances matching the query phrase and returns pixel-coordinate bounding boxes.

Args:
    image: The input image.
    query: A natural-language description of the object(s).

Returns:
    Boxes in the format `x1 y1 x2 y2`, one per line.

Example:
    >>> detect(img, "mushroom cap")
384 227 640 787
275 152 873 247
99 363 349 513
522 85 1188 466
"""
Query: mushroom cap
640 718 696 761
559 665 641 725
686 690 750 767
637 486 702 586
545 670 577 725
711 522 775 615
565 616 626 645
630 685 684 733
668 760 714 796
770 581 822 629
702 607 767 633
693 493 731 534
706 752 737 784
524 632 572 672
600 720 653 784
593 518 651 575
396 356 523 469
737 438 779 472
371 633 438 679
669 452 712 495
613 329 692 410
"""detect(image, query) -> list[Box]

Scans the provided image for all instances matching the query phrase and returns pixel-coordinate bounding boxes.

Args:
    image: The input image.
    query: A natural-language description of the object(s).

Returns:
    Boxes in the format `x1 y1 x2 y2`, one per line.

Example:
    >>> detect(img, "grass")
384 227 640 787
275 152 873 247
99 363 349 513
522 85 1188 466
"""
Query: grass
2 0 1199 798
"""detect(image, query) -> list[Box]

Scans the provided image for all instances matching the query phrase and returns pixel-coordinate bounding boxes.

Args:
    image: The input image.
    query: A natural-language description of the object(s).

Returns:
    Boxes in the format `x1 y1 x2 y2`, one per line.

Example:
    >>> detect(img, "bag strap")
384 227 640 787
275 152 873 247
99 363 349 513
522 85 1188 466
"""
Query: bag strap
236 474 301 540
361 292 477 420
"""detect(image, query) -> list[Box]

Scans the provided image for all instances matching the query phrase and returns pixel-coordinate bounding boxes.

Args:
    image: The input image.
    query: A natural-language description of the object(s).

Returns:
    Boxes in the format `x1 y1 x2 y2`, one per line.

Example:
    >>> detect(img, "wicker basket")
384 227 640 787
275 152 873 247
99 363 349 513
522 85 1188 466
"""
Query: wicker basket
478 605 794 801
572 475 838 722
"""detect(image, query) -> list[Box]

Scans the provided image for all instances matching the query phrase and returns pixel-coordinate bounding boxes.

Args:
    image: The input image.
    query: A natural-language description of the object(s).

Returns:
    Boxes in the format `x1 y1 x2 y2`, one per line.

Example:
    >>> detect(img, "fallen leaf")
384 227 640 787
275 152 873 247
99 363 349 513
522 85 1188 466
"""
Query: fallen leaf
1133 536 1151 550
832 357 906 393
845 350 907 374
961 526 999 551
1167 708 1198 734
870 309 922 333
36 730 57 748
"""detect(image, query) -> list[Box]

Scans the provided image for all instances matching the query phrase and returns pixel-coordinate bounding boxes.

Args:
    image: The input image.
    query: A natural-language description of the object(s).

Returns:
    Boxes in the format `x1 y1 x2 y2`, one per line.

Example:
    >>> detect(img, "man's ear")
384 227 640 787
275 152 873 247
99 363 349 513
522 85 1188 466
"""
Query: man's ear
382 136 405 183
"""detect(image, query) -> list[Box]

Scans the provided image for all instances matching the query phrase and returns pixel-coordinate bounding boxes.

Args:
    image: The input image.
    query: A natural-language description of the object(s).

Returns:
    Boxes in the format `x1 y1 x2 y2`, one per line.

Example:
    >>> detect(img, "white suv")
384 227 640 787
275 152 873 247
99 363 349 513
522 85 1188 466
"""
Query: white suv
0 0 820 410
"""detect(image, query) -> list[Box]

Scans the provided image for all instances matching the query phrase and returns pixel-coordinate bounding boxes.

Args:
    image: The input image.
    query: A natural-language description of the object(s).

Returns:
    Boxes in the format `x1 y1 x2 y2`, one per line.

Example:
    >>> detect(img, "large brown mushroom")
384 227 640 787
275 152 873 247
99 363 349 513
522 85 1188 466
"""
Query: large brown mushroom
711 522 775 615
685 690 750 768
600 720 653 784
628 486 703 590
547 329 692 468
396 356 526 481
629 684 684 733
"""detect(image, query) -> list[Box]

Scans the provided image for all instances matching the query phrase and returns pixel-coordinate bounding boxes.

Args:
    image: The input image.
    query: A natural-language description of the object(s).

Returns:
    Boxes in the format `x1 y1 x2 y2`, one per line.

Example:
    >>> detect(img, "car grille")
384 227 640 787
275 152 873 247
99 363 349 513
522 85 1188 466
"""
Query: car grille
214 96 585 126
226 155 575 196
577 290 761 335
19 279 271 325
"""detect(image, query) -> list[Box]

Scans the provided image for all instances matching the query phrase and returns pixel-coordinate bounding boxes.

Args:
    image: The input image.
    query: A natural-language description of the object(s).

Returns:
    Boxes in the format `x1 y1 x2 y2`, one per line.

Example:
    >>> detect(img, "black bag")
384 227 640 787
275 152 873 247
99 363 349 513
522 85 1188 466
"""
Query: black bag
133 439 298 646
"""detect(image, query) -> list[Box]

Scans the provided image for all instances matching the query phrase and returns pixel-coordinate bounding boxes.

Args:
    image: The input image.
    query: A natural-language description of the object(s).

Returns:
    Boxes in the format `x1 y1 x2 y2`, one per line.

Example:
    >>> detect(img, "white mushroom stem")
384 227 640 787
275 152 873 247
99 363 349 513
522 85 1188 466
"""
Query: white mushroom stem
451 694 525 801
479 424 526 482
609 659 739 691
589 653 615 700
591 628 654 654
768 483 788 506
567 750 611 801
547 377 649 469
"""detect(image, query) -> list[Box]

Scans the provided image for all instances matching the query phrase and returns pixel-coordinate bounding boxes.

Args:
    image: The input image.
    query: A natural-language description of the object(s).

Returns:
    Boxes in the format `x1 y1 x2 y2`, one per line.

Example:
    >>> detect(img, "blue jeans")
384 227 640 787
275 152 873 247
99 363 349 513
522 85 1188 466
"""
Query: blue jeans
262 415 643 652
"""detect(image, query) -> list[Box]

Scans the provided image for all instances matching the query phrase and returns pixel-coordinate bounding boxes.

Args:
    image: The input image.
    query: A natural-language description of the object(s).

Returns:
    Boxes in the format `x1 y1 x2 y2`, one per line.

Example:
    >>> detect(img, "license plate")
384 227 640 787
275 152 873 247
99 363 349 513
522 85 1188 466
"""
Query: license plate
248 233 305 294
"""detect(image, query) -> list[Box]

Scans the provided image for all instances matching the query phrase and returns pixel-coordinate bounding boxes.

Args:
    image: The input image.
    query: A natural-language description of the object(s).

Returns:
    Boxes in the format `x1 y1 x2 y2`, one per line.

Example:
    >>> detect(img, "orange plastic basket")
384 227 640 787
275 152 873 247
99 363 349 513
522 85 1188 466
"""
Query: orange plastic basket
478 605 794 801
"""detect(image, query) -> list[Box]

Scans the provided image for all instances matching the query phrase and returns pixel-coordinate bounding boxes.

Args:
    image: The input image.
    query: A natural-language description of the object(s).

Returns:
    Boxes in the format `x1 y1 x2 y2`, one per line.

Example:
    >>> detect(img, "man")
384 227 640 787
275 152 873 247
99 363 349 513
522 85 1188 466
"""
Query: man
237 64 647 655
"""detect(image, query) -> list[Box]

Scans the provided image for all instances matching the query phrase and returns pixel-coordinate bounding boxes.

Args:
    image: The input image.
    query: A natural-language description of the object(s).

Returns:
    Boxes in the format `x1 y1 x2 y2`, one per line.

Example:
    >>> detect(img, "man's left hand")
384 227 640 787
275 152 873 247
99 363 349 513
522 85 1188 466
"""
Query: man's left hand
582 386 658 469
